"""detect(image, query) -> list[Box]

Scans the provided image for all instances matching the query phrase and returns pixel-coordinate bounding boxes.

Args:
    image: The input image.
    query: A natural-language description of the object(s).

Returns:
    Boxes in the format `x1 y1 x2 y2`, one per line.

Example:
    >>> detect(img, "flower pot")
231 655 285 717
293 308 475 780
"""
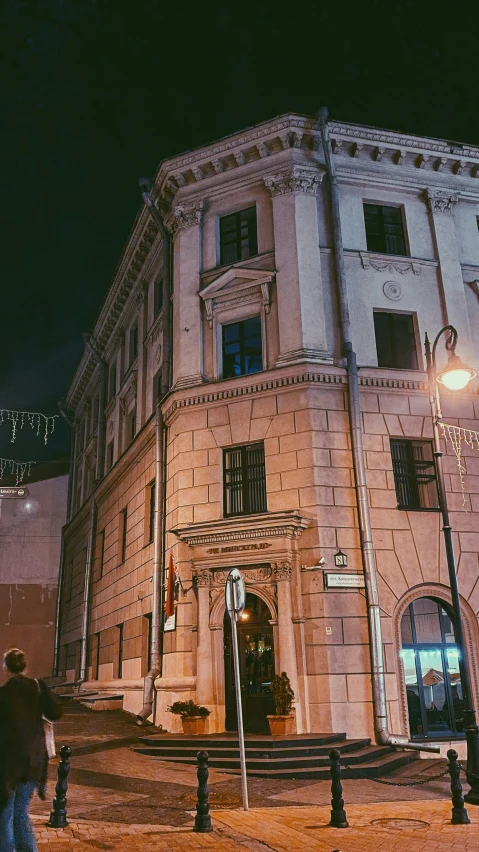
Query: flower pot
181 715 209 735
266 715 295 736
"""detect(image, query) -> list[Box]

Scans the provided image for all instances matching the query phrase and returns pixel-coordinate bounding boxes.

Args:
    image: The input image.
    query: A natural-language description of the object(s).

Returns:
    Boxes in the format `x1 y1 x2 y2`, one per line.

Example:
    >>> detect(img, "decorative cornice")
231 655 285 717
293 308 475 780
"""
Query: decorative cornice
424 189 459 215
212 565 273 584
193 568 211 587
264 166 324 197
170 511 312 547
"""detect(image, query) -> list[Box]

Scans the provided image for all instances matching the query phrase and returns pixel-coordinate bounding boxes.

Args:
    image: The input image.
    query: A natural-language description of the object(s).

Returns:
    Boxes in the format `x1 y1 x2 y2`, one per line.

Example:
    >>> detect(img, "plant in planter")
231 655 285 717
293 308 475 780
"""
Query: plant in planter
267 672 295 736
167 700 211 735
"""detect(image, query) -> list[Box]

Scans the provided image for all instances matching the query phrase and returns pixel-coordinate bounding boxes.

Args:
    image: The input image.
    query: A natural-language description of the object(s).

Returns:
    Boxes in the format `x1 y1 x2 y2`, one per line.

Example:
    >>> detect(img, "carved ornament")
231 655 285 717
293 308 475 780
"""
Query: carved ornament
360 253 420 275
424 189 459 215
193 568 211 587
272 561 293 581
383 281 403 301
169 201 204 237
467 280 479 301
212 565 273 585
263 167 324 197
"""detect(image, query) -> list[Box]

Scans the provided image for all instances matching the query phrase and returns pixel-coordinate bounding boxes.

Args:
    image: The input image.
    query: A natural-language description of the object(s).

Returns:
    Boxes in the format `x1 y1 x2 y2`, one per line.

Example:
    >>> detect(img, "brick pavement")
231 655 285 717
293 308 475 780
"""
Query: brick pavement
32 800 479 851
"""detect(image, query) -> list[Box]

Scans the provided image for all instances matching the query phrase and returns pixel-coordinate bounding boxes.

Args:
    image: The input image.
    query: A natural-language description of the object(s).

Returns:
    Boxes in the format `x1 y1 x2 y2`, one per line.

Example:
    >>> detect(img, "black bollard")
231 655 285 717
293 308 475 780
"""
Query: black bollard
328 748 349 828
447 748 470 825
47 745 71 828
193 750 213 833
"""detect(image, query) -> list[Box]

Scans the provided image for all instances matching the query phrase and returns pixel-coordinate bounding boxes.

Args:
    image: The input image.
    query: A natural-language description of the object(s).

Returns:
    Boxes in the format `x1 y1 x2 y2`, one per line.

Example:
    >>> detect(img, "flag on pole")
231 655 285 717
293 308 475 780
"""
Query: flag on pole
165 551 175 619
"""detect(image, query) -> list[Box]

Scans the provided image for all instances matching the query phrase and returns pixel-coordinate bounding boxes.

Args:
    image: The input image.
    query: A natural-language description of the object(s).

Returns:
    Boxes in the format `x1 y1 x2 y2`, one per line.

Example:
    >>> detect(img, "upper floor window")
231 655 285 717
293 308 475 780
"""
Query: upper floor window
390 439 439 510
129 325 138 365
224 442 267 517
106 441 114 472
119 507 128 563
222 316 262 378
364 203 407 256
108 362 117 401
219 207 258 265
127 410 136 444
374 311 418 370
147 481 156 543
154 277 163 318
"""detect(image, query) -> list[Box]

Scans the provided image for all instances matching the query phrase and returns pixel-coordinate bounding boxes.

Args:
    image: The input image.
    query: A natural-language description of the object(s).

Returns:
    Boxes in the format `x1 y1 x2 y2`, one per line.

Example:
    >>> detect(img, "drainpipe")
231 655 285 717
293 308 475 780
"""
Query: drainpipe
82 334 108 482
52 401 76 676
136 179 172 723
318 108 439 753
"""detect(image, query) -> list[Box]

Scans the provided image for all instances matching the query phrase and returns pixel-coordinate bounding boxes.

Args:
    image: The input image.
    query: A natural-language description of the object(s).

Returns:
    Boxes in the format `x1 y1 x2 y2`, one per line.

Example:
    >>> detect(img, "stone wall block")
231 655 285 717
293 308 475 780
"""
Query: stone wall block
330 449 353 468
398 415 424 437
228 400 253 444
251 395 277 419
333 487 356 506
299 485 334 507
336 527 361 550
280 431 312 453
408 512 440 583
366 451 393 470
347 673 373 703
378 393 410 415
312 430 349 449
358 392 379 412
267 489 300 511
327 410 350 432
317 506 356 528
297 447 331 468
193 429 217 450
294 408 328 433
249 417 274 441
370 489 397 509
266 472 282 493
315 467 351 487
376 550 408 599
178 485 209 507
267 450 298 474
342 617 370 645
383 414 403 435
194 502 220 523
366 469 388 489
210 425 232 447
308 674 345 704
362 434 384 452
207 405 229 427
267 412 295 437
457 552 479 600
194 464 220 486
392 529 424 585
363 413 388 434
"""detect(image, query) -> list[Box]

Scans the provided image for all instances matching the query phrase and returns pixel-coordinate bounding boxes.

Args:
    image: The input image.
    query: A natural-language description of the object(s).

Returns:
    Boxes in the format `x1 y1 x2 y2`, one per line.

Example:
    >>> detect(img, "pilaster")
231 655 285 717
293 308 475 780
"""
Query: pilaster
170 202 205 389
264 167 332 366
273 561 303 732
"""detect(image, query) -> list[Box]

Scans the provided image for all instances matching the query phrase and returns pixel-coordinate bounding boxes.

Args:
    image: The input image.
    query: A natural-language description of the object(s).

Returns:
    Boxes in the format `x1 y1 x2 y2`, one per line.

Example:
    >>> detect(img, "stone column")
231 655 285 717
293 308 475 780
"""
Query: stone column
273 562 303 732
424 190 473 361
170 202 204 389
264 167 332 366
194 569 214 707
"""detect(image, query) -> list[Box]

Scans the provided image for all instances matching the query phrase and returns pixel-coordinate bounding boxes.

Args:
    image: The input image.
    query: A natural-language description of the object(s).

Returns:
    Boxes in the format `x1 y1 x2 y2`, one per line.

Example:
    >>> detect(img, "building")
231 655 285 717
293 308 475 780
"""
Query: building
57 112 479 754
0 461 69 677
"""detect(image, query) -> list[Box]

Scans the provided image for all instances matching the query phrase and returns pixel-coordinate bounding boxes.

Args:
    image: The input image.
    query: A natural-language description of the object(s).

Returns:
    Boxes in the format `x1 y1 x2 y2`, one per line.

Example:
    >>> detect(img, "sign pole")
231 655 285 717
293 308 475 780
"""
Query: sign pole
226 571 249 811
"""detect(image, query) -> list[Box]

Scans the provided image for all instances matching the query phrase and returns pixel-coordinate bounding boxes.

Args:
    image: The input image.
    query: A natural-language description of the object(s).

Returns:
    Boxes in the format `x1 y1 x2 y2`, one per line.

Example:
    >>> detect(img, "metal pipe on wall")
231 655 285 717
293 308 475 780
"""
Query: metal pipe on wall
53 402 76 676
82 334 108 482
318 108 438 753
137 180 172 723
79 494 97 682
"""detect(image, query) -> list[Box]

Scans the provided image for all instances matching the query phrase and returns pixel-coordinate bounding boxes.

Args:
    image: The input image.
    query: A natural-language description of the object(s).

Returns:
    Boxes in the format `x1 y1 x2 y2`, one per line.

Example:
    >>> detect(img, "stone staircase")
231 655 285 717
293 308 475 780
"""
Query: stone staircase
134 732 419 779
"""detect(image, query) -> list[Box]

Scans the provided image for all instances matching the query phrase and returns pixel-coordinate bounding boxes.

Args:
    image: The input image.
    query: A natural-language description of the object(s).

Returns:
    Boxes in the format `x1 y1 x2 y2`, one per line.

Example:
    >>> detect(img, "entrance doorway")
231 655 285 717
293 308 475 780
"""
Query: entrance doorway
224 592 275 733
401 597 465 739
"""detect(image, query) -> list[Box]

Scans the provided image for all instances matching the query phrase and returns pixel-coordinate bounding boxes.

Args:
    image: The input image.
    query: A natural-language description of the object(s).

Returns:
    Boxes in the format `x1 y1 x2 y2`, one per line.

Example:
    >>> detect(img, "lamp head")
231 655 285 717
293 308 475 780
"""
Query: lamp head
436 352 477 390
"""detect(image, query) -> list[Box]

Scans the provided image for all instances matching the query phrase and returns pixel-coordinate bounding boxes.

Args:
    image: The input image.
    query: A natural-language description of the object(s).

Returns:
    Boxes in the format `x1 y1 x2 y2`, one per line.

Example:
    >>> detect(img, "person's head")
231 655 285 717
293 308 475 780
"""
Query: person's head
3 648 27 676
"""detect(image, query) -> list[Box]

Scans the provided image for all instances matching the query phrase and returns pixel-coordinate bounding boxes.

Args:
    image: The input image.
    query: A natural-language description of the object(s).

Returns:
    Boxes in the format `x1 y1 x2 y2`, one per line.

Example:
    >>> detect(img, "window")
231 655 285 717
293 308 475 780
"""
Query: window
106 441 114 472
96 530 105 579
374 311 418 370
108 362 117 401
129 325 138 365
224 442 267 517
390 439 439 510
219 207 258 265
154 277 163 317
364 203 407 255
401 598 464 738
222 316 263 378
119 508 128 562
148 481 156 543
128 410 136 444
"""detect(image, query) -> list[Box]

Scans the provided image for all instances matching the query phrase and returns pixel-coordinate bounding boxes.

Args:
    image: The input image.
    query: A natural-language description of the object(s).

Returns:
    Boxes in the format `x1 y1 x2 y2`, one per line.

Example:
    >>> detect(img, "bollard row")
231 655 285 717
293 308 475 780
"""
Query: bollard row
47 745 71 829
193 750 213 833
328 747 471 828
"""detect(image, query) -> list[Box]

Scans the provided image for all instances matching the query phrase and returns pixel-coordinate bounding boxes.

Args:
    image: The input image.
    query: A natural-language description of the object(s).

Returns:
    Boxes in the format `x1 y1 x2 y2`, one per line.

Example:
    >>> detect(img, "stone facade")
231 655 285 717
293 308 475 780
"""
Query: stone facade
58 113 479 752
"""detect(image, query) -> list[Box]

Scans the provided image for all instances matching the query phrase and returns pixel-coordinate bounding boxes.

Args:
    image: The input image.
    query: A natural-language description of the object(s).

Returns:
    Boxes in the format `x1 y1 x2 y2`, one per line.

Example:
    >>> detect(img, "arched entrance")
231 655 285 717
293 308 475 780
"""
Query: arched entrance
223 592 275 733
400 597 465 739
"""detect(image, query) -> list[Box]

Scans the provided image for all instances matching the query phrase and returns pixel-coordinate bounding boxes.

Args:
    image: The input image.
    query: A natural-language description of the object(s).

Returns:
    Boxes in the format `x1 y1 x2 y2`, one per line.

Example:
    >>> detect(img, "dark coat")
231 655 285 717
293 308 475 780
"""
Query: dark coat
0 675 62 806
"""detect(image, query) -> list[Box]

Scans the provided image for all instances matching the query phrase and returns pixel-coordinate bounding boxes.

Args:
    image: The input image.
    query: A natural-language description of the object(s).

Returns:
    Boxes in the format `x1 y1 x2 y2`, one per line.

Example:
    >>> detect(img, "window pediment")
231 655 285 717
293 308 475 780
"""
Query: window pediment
199 267 274 328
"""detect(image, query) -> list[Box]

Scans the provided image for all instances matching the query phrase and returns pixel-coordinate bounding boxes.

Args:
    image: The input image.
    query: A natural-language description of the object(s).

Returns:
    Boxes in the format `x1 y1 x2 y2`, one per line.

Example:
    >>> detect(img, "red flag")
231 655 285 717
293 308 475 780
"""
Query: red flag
165 552 175 619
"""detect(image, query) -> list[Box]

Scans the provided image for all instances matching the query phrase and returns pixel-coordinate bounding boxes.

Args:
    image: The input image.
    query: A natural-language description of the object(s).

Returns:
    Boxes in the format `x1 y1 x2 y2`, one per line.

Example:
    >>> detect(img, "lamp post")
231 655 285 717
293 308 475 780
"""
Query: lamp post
424 325 479 805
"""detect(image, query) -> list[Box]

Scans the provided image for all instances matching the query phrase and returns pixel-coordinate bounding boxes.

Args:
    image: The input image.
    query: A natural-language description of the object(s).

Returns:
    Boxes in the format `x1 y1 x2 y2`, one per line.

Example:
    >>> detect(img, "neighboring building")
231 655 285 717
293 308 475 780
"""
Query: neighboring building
58 112 479 754
0 461 69 677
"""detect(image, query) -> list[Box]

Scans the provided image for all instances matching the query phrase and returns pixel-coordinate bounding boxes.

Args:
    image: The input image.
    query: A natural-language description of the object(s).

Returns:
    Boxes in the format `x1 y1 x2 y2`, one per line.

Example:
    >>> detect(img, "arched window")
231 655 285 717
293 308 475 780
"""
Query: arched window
400 597 464 739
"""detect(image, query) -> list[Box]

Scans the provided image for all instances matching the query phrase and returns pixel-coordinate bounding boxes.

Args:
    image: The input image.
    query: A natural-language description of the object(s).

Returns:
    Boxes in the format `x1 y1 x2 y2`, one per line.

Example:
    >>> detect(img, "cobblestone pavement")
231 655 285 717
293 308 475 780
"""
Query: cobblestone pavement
29 702 478 850
32 800 479 852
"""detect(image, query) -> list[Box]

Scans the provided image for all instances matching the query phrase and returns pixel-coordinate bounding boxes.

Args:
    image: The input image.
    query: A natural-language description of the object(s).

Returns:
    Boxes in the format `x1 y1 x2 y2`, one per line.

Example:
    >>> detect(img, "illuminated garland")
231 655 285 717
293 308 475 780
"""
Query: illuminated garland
440 422 479 508
0 459 35 486
0 409 58 444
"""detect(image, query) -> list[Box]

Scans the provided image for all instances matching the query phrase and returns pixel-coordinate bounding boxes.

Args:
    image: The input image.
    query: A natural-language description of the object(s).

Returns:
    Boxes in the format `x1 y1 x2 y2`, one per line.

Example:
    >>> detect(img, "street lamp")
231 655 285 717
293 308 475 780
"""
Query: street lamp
425 325 479 805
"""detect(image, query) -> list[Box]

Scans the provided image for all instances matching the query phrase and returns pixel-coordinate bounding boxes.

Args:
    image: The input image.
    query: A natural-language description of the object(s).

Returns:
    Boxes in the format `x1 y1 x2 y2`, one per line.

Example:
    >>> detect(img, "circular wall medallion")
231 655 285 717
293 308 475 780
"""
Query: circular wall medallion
383 280 403 300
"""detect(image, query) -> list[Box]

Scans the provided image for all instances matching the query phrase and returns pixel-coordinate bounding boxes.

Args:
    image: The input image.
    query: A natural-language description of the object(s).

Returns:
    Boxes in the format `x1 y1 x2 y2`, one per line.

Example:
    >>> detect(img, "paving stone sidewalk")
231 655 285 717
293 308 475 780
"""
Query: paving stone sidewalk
31 702 477 849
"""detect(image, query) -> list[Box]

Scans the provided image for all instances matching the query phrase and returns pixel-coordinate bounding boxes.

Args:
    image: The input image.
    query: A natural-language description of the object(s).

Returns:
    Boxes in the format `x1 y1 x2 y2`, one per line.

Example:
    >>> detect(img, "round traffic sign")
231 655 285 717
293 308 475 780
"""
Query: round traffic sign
225 568 246 620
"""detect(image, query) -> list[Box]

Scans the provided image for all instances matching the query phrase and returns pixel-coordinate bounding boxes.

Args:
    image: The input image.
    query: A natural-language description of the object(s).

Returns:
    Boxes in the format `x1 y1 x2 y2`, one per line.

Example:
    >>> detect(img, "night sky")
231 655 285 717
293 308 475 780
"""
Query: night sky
1 0 478 468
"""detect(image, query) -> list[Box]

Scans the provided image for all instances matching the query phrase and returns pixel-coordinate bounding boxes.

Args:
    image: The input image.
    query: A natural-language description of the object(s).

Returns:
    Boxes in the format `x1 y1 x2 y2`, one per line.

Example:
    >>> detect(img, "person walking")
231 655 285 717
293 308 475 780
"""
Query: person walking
0 648 62 852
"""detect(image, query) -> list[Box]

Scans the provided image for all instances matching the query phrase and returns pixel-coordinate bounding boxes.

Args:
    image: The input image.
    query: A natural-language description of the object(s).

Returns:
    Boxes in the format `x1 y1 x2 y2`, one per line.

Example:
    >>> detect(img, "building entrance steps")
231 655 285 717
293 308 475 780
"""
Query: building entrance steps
134 732 419 779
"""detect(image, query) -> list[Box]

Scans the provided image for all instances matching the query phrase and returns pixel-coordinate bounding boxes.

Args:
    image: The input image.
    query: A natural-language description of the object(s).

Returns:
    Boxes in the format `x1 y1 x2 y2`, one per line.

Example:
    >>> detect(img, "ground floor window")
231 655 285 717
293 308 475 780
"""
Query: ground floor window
401 597 465 738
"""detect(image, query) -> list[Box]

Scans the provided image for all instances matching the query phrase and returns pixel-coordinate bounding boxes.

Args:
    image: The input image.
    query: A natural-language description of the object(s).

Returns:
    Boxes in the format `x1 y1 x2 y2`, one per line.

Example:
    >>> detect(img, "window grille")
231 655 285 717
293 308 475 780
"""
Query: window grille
224 443 267 517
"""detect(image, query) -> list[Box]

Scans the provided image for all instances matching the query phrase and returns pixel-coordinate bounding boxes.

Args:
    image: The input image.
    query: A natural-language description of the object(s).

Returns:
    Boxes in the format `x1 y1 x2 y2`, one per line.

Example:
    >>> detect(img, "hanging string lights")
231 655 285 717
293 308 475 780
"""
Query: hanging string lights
0 409 58 444
440 422 479 508
0 459 35 486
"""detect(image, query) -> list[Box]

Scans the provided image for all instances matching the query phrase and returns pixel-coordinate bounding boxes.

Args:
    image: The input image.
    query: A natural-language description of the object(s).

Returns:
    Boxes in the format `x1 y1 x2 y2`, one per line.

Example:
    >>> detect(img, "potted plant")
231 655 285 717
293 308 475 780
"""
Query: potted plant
267 672 295 735
167 699 211 735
